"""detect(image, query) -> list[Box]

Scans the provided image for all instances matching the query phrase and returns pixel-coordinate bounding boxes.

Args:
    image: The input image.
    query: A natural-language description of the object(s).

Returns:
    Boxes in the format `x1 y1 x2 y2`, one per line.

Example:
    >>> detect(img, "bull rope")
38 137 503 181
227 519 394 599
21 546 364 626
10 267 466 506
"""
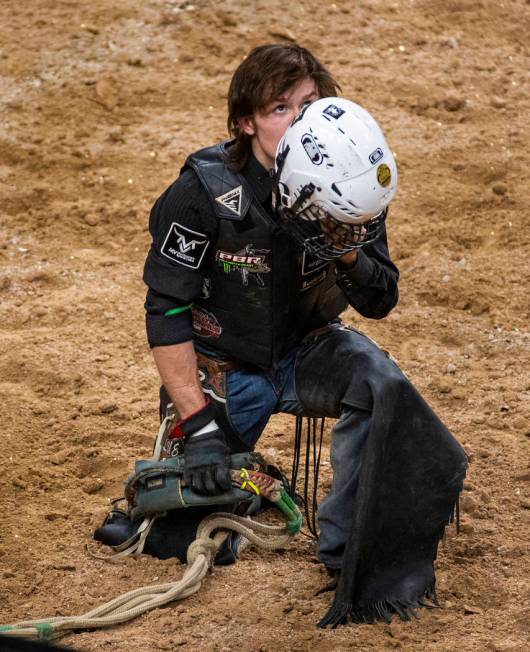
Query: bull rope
0 511 293 642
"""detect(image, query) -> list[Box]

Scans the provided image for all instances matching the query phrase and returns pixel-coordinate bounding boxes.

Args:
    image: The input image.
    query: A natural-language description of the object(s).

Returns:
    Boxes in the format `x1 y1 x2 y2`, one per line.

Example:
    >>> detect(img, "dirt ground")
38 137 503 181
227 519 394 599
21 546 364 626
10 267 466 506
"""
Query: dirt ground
0 0 529 650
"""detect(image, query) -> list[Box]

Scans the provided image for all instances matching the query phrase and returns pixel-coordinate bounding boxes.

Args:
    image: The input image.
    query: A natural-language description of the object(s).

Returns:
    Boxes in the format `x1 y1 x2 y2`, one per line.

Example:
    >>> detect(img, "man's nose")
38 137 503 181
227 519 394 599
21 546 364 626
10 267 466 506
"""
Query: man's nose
292 105 305 119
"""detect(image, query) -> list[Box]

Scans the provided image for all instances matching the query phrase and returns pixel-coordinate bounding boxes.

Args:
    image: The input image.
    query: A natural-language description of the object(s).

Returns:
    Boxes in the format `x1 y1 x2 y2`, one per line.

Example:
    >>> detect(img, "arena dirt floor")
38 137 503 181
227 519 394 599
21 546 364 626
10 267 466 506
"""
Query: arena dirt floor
1 1 529 650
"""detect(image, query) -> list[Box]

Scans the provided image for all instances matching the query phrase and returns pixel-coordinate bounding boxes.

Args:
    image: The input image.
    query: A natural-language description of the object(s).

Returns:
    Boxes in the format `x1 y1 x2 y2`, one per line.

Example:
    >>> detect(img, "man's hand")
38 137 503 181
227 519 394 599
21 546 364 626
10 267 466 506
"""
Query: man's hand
184 427 232 495
320 217 364 265
152 343 231 494
172 400 231 495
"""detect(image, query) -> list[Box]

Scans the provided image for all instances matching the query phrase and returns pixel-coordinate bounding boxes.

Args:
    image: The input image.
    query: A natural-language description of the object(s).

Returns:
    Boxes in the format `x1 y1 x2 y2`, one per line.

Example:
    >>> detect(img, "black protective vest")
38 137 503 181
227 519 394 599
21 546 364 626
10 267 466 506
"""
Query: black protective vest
184 142 348 370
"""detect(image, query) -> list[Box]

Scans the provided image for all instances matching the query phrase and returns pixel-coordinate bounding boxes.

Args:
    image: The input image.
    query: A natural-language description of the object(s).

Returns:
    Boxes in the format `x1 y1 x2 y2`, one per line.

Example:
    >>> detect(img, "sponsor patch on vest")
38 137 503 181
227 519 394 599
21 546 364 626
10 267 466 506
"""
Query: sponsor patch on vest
192 306 222 338
301 251 328 291
161 222 209 269
323 104 345 120
215 185 243 216
216 244 270 287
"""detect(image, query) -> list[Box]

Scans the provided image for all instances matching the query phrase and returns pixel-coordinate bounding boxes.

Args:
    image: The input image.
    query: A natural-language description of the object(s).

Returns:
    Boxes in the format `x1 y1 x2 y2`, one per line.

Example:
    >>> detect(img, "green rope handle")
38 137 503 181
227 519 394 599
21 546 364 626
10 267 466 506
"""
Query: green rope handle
36 623 54 640
275 486 303 535
0 623 54 640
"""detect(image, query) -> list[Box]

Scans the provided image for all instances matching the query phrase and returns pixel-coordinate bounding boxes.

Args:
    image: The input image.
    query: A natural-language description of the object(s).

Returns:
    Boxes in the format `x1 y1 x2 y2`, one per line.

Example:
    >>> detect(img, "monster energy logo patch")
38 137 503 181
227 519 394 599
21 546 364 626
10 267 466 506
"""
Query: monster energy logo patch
216 245 270 287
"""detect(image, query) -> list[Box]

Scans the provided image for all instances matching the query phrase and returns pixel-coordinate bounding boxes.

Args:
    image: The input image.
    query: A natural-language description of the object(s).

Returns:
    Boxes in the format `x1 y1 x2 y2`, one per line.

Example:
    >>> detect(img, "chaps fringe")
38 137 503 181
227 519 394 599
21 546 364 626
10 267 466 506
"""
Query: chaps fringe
318 581 439 628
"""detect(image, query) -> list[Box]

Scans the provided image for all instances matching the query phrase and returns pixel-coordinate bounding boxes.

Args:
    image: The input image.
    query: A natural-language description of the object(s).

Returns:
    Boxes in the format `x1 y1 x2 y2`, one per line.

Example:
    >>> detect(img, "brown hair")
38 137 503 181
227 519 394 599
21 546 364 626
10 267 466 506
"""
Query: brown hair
226 44 341 170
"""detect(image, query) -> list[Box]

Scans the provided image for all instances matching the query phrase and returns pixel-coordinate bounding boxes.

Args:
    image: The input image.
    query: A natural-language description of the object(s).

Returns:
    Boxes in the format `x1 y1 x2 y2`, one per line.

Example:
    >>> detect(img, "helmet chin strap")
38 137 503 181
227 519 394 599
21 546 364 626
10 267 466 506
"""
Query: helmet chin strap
290 182 318 213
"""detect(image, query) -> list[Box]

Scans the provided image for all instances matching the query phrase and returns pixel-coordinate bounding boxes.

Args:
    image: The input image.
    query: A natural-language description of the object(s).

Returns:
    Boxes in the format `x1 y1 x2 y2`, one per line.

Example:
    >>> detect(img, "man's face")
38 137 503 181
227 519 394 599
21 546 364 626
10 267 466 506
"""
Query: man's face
240 77 319 170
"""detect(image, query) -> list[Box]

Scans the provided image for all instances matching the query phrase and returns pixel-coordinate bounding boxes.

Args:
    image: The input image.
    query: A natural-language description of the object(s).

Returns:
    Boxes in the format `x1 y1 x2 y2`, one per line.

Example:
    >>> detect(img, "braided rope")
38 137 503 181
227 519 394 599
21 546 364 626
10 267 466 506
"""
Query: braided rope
0 512 293 642
196 513 292 550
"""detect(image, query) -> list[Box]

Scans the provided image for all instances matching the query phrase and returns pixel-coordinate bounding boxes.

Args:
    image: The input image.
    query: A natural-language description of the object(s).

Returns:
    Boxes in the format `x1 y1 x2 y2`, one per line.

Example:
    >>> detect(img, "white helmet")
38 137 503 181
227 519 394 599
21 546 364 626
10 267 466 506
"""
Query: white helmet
272 97 398 259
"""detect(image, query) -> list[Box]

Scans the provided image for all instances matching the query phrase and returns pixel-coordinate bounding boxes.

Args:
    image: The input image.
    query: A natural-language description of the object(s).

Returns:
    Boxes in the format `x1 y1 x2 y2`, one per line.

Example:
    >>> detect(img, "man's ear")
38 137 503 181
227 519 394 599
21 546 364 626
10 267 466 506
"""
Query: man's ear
239 116 256 137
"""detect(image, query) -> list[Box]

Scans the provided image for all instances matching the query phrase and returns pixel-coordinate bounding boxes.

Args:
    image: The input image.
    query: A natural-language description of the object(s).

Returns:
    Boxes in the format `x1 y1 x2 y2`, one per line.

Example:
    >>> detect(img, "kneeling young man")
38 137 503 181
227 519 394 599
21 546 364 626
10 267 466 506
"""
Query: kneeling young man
143 44 466 625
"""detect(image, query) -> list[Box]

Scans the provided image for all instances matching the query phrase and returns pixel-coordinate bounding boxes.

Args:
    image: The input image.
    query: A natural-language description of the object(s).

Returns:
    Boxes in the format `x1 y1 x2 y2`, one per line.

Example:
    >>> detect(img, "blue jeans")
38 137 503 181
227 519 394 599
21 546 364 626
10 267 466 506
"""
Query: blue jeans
222 324 383 570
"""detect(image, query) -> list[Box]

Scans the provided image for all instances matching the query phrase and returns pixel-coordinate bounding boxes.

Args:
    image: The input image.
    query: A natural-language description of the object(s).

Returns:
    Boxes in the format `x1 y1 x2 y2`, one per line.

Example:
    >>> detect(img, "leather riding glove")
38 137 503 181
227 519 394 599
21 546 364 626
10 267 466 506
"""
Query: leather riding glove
173 401 232 496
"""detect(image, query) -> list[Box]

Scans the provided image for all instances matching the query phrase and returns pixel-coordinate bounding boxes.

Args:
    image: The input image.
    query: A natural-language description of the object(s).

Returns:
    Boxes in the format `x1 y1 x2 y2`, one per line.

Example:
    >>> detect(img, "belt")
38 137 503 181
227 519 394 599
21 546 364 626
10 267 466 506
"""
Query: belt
196 352 239 375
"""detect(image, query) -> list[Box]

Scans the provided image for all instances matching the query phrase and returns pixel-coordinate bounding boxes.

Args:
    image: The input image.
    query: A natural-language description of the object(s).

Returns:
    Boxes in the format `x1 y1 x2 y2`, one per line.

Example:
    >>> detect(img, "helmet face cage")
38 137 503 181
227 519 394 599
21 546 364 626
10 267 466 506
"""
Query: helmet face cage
274 182 387 260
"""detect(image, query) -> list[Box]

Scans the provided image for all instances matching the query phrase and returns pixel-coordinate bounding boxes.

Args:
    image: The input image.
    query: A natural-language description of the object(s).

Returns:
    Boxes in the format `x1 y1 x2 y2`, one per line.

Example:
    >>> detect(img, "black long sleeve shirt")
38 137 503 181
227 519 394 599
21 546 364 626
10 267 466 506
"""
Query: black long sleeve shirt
143 153 399 348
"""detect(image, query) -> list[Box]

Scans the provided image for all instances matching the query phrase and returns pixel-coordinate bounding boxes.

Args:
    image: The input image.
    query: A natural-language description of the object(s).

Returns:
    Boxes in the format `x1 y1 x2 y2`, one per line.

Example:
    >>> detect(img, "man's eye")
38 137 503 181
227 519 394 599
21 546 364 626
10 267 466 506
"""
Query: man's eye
273 104 286 113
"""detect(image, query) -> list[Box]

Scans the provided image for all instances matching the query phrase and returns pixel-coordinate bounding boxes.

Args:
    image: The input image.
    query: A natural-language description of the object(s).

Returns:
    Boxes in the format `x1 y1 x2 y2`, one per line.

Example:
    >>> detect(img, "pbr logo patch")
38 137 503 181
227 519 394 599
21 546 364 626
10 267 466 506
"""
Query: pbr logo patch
323 104 345 120
216 244 270 287
192 306 222 338
216 186 243 216
161 222 209 269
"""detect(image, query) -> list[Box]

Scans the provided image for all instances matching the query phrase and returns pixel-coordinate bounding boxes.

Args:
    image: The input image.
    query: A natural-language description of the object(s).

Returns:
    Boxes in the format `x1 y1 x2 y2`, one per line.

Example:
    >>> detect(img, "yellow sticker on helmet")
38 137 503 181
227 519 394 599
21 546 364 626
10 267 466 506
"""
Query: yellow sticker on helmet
377 163 391 187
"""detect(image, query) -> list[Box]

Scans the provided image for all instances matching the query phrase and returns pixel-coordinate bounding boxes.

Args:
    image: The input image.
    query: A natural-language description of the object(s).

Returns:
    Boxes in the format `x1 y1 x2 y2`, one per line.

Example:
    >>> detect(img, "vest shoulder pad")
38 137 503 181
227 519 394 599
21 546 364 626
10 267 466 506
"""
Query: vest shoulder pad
183 142 252 221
